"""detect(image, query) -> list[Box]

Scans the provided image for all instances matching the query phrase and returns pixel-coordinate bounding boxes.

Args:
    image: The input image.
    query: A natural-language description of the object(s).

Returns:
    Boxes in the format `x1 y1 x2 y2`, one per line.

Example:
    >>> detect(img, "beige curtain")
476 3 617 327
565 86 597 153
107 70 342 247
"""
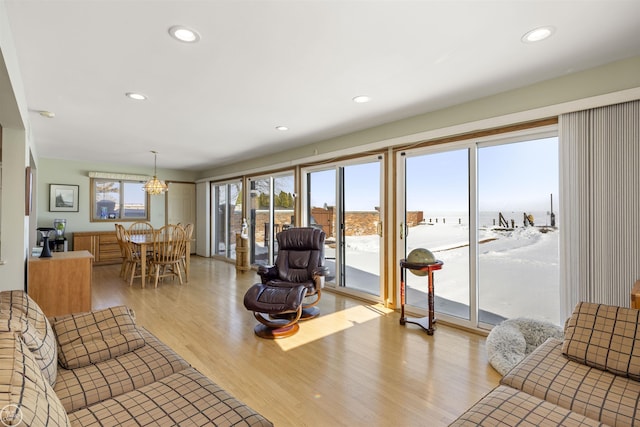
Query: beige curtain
560 99 640 318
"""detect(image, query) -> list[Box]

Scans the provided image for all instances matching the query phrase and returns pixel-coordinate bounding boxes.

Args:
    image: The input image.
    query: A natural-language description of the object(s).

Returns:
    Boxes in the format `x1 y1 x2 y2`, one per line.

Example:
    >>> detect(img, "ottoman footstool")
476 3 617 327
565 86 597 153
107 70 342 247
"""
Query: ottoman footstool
243 283 308 339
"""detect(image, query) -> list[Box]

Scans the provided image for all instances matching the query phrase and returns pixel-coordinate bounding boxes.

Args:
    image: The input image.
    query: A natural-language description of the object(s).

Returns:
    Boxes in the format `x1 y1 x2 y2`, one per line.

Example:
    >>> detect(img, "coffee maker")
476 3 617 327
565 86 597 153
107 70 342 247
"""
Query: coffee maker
53 219 68 252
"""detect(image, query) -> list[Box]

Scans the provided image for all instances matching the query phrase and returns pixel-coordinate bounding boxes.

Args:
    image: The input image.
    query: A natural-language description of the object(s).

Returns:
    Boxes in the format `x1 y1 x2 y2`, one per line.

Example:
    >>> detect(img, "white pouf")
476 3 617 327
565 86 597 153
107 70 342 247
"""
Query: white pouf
486 317 563 376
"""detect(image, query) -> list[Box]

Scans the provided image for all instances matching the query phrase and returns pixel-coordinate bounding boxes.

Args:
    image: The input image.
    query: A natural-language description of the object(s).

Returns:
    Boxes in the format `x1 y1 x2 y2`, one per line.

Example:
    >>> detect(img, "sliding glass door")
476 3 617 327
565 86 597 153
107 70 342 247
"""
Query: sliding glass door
403 149 471 320
248 172 295 266
211 180 242 259
397 131 560 329
304 156 384 298
477 137 559 324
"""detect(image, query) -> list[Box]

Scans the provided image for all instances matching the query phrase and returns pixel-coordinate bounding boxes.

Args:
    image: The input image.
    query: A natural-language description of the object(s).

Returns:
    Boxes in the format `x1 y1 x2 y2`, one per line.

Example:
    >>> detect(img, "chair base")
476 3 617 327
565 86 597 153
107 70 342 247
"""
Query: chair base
271 302 320 321
301 306 320 320
254 323 300 339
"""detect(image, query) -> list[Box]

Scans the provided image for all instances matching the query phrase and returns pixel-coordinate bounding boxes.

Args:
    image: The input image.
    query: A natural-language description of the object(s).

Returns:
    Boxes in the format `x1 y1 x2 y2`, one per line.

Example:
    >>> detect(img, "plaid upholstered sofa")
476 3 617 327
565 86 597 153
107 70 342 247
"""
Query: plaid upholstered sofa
450 302 640 426
0 290 273 426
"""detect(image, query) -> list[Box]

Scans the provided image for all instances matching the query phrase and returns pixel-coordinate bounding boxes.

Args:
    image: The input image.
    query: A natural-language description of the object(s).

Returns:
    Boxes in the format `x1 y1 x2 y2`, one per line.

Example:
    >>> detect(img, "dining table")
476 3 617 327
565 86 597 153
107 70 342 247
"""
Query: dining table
129 233 192 288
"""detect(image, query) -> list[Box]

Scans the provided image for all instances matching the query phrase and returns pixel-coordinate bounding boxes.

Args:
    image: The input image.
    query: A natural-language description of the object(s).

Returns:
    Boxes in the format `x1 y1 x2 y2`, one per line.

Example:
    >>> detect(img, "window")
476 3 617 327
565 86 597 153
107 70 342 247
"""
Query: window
91 178 149 221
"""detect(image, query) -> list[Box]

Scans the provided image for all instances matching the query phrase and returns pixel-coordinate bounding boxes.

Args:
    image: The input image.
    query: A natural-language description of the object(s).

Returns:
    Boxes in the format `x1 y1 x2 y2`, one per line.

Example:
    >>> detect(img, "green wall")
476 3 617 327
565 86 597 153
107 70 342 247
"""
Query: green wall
36 158 197 247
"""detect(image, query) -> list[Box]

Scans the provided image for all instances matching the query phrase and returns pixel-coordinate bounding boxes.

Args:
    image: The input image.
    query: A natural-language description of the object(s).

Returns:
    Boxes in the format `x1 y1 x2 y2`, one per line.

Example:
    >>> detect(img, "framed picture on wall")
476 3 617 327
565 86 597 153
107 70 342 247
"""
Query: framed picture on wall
50 184 79 212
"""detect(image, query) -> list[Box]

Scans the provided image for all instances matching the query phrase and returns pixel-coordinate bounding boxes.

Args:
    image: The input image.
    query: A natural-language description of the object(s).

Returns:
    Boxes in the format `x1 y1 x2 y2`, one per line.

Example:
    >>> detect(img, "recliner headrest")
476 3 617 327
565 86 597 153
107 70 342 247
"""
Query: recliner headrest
277 227 325 251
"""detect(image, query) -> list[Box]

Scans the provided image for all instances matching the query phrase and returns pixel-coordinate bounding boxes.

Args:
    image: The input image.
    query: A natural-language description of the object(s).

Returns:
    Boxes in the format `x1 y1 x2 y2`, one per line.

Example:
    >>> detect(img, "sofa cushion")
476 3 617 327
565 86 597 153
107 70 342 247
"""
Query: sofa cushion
502 338 640 426
54 326 190 413
563 301 640 380
0 290 58 386
67 367 273 427
0 332 70 426
53 305 145 369
448 385 605 426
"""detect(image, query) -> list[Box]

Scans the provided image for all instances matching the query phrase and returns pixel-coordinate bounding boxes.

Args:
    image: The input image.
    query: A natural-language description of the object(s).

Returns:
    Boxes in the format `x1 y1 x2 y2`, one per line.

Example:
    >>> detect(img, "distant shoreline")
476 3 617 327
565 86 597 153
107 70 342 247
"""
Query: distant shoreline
419 210 559 227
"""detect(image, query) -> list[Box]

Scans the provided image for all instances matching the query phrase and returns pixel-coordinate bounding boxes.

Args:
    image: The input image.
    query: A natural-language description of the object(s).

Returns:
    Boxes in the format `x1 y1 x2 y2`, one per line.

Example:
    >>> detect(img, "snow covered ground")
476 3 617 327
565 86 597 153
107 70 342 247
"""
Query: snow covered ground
338 216 560 325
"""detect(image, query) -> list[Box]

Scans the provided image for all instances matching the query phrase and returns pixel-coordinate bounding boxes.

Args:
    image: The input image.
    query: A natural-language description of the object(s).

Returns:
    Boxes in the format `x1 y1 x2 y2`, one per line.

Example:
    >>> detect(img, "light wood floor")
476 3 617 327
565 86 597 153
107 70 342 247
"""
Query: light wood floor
92 256 501 427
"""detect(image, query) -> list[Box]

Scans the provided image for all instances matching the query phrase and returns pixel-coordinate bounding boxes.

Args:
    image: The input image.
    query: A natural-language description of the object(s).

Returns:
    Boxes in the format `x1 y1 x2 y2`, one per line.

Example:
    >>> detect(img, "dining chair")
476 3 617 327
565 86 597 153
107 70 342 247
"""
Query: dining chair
177 223 194 280
128 221 155 257
128 221 155 237
114 224 129 279
119 227 147 287
150 224 187 288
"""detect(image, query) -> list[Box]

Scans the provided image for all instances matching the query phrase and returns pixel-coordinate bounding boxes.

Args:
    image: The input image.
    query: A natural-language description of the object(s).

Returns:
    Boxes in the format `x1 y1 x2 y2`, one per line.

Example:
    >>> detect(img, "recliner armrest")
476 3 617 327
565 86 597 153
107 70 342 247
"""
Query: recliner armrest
257 265 278 284
313 266 330 277
312 266 329 289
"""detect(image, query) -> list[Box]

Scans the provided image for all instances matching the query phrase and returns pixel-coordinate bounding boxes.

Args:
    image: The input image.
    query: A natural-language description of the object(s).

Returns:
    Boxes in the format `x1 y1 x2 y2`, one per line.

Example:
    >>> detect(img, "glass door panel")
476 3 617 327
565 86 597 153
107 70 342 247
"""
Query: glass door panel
307 169 337 284
249 178 271 266
211 180 243 259
404 150 470 319
477 137 560 325
272 174 295 254
228 182 242 259
213 185 227 257
247 173 295 266
304 158 383 298
341 161 382 296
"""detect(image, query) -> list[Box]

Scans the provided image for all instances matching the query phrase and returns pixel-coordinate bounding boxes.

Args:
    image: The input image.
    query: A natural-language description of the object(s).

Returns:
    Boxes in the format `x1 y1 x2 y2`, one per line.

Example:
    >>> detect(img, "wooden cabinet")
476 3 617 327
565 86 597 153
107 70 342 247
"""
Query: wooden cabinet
73 230 122 265
28 251 93 317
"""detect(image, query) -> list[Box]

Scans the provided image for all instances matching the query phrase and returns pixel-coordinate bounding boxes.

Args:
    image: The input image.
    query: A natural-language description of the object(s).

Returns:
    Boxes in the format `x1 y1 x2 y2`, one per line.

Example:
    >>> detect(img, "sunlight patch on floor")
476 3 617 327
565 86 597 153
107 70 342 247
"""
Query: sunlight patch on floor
276 303 394 351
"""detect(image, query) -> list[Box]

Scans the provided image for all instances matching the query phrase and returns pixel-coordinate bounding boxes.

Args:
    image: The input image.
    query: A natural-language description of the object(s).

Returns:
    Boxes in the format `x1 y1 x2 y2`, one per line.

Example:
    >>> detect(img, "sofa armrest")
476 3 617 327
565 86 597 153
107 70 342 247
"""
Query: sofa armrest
631 280 640 309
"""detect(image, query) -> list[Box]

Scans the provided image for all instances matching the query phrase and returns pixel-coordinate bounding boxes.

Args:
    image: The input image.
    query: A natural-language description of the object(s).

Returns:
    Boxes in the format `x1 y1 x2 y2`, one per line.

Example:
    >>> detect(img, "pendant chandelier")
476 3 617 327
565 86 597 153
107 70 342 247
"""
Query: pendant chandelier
143 150 168 195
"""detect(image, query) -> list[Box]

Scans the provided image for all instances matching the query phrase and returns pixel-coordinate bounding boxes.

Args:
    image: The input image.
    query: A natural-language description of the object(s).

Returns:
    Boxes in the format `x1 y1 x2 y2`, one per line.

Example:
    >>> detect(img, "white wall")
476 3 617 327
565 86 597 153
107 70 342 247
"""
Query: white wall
0 1 34 291
0 128 30 290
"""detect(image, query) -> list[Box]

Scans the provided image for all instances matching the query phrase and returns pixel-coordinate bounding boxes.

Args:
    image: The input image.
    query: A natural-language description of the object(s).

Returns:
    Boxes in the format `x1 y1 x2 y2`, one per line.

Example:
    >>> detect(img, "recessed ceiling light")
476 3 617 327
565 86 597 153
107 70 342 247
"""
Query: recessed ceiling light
275 126 289 131
352 95 371 103
521 26 555 43
168 25 200 43
125 92 147 101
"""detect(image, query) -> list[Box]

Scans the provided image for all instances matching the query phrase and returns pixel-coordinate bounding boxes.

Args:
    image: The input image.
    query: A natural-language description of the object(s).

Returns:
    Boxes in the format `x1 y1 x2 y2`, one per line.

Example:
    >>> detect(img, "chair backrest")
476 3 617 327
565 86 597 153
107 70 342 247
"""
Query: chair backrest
117 226 140 262
274 227 326 283
114 224 127 256
114 223 125 241
128 221 155 237
154 224 187 263
181 223 194 256
177 223 194 239
183 223 194 239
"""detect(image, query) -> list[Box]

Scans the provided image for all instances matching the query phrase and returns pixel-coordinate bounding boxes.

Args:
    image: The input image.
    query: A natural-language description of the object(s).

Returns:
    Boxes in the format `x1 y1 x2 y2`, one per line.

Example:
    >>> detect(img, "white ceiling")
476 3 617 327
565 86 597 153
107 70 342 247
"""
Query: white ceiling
4 1 640 172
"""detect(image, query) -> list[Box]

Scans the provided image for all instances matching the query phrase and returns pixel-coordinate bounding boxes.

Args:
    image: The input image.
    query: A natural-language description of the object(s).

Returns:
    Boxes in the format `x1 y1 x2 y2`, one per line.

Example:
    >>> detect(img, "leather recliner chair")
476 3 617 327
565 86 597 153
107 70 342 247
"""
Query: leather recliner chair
243 227 329 338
